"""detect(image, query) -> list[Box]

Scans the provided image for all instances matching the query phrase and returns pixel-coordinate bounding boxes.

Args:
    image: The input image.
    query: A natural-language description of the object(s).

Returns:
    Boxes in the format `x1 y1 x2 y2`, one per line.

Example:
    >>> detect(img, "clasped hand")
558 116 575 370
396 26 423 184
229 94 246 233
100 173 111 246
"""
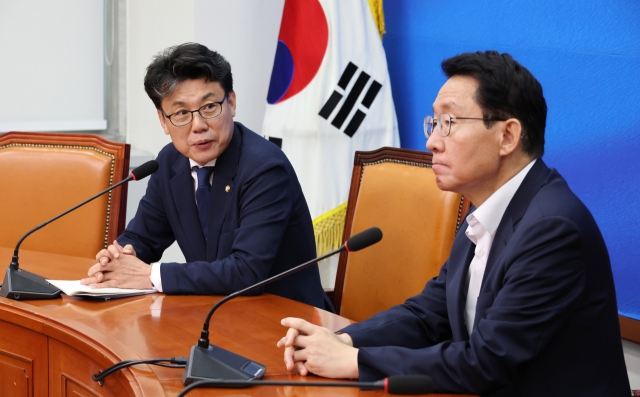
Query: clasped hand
277 317 359 379
80 240 153 289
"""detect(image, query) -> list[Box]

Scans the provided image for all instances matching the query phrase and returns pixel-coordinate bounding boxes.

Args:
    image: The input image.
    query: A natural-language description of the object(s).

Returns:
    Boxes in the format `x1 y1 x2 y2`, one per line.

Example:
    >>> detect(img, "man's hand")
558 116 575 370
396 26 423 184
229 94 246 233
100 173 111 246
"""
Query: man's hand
81 241 152 289
277 317 359 379
95 240 136 266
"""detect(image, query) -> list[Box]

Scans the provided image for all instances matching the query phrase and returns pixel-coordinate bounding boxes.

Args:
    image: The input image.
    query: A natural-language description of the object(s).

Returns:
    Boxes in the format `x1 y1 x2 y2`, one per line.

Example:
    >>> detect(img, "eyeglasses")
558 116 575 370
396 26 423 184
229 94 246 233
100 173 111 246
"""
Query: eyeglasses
162 95 227 127
424 113 507 137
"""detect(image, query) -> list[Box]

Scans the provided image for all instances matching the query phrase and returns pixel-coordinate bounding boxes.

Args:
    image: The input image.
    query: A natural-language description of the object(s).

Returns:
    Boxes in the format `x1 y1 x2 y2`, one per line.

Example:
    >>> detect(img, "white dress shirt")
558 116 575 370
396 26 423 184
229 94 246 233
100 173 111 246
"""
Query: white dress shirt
464 160 536 335
149 158 217 292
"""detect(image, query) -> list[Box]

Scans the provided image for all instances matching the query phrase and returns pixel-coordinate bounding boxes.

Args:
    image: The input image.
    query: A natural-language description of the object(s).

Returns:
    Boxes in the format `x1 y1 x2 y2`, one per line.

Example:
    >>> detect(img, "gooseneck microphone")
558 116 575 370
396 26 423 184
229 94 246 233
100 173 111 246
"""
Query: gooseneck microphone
178 375 433 396
0 160 159 301
181 227 383 386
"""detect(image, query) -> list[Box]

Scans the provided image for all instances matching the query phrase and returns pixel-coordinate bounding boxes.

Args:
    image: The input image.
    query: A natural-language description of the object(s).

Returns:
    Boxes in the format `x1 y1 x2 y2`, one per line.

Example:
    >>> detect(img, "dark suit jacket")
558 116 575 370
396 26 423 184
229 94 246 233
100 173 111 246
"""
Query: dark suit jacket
341 160 629 396
119 122 330 310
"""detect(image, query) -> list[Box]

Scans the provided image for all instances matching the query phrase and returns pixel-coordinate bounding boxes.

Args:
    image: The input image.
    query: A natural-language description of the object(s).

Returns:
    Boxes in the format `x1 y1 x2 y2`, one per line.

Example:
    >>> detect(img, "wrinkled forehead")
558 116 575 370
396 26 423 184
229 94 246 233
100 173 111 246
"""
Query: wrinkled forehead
432 75 480 115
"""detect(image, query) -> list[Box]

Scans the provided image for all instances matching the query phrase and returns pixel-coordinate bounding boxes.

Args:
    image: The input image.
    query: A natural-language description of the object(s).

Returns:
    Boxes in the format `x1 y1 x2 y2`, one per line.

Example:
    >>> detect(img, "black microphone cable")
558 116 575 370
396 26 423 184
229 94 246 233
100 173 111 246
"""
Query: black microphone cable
92 356 187 385
177 374 433 396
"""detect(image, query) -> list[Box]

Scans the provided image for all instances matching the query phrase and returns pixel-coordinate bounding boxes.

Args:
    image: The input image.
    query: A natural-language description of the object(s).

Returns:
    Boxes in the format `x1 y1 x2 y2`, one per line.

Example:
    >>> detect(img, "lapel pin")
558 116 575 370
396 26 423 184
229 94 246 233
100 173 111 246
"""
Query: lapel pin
225 185 231 193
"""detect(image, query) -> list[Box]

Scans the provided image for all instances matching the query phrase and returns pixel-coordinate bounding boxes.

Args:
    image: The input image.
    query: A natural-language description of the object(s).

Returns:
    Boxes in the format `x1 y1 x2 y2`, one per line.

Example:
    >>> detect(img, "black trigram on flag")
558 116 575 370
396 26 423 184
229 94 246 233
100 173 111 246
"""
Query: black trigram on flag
318 62 382 137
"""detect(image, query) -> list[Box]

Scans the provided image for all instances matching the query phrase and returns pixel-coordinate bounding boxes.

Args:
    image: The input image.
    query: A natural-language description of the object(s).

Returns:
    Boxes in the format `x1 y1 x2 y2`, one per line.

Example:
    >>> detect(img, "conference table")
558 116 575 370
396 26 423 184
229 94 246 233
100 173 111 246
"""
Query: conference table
0 247 475 397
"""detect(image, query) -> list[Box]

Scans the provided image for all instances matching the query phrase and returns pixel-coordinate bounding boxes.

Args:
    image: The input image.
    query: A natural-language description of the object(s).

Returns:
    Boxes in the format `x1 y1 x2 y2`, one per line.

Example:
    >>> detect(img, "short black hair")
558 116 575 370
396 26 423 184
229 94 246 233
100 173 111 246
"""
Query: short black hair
441 51 546 158
144 42 233 110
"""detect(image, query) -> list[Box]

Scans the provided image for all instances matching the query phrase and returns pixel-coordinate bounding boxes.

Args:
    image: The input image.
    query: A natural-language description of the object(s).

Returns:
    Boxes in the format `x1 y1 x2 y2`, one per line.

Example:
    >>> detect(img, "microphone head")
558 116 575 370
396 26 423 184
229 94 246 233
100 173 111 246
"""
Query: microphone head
386 375 433 395
130 160 159 181
344 227 382 252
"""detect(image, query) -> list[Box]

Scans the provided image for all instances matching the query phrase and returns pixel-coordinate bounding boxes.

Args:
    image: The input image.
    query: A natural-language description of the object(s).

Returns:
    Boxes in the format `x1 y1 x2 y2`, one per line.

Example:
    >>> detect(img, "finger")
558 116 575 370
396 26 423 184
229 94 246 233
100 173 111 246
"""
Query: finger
107 244 122 258
283 345 296 370
293 361 308 376
80 276 100 285
292 348 309 363
122 244 136 256
87 262 104 277
95 249 111 262
277 336 287 348
293 334 310 348
283 326 300 347
90 276 122 289
89 280 116 289
281 318 318 336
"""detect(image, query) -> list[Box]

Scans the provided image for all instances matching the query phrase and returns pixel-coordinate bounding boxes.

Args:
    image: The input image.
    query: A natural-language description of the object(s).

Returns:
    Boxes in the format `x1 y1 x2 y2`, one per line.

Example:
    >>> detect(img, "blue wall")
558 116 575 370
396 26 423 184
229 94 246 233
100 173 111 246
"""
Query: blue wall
383 0 640 318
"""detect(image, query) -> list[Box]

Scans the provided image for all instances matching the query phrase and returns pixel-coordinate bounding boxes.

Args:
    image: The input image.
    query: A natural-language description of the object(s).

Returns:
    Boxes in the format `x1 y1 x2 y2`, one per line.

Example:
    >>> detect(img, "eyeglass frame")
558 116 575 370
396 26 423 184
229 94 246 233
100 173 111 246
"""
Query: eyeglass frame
424 113 507 138
161 95 228 127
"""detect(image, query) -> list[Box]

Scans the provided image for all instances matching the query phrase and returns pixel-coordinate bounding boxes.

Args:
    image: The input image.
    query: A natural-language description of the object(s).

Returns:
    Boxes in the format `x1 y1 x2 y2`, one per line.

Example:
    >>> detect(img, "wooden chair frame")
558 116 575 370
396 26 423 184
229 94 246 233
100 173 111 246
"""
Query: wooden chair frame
620 315 640 344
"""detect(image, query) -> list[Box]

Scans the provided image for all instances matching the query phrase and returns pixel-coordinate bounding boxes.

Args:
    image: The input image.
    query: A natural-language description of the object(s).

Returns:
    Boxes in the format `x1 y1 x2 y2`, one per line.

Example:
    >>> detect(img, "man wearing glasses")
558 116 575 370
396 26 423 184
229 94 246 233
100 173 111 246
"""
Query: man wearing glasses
278 51 629 395
81 43 331 311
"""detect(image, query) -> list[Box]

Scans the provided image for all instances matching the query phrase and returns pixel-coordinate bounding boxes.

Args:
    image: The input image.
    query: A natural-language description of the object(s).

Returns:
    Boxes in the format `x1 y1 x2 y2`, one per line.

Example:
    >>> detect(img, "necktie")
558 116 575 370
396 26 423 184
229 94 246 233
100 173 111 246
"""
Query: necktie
193 166 215 239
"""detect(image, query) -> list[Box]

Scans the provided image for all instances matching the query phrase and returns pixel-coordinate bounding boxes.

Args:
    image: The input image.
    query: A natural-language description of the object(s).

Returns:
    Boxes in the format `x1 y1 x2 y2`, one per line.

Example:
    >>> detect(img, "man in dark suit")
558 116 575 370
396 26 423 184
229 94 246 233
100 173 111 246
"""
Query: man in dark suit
81 43 330 311
277 51 630 395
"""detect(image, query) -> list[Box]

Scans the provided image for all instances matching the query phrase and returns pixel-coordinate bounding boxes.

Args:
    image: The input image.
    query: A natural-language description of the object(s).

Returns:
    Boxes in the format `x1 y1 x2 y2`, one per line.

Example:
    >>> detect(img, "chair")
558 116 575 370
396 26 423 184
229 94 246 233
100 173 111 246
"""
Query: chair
0 132 130 259
332 147 470 321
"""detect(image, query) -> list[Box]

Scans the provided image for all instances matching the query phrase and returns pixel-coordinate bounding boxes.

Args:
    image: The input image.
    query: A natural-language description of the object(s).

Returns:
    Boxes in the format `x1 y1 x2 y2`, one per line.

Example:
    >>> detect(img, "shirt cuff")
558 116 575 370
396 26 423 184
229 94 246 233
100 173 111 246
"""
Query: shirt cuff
150 262 163 292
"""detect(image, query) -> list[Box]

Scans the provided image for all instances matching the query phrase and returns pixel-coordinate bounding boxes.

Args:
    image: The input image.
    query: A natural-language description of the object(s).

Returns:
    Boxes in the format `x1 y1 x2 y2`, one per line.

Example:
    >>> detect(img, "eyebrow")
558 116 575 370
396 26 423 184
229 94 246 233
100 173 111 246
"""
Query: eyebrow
170 92 219 107
432 101 457 114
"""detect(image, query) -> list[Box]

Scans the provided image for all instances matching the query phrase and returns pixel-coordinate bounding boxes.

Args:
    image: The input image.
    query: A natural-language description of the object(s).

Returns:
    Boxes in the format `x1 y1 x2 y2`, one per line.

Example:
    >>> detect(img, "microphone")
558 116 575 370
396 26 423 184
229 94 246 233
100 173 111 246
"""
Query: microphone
181 227 383 386
178 375 433 396
0 160 159 301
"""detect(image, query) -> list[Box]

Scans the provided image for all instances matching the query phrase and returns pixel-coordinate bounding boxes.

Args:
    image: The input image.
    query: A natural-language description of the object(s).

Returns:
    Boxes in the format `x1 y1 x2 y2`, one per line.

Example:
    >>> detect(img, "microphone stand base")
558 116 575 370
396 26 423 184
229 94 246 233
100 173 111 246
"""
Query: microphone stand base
182 344 266 386
0 266 61 300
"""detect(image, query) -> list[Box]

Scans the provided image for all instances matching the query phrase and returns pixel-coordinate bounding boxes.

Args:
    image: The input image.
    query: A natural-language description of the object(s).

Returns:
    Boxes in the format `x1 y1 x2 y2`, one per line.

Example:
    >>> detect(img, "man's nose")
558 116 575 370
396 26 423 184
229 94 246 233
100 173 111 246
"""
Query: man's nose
426 132 442 152
191 112 209 131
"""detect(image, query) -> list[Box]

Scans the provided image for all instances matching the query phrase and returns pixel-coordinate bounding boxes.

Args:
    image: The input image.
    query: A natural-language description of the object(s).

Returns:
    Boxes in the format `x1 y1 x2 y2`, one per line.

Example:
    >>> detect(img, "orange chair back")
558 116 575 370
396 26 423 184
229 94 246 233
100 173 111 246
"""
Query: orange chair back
334 147 470 322
0 132 130 258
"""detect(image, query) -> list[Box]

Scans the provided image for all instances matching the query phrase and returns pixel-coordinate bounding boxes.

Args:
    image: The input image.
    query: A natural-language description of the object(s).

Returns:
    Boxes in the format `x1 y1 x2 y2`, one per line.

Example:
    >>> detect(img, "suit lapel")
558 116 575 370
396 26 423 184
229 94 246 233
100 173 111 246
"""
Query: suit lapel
482 159 552 285
205 123 241 260
170 156 208 259
447 211 476 341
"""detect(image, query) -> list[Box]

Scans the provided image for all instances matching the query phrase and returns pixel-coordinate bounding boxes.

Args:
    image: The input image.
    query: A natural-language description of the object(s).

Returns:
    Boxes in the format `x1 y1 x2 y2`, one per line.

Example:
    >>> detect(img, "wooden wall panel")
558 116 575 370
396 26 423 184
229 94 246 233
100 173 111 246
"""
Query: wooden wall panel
0 319 48 397
49 339 134 397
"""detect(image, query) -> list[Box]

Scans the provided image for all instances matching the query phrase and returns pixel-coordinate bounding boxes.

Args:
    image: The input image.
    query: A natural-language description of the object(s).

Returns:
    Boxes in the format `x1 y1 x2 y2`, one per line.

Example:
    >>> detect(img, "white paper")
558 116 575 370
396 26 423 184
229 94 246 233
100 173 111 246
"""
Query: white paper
47 279 157 297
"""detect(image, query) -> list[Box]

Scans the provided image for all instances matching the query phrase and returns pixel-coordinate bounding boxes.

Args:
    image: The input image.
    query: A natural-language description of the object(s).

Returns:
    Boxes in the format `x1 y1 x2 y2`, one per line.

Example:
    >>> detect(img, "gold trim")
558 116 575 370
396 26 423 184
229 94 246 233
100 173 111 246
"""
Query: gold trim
313 202 348 257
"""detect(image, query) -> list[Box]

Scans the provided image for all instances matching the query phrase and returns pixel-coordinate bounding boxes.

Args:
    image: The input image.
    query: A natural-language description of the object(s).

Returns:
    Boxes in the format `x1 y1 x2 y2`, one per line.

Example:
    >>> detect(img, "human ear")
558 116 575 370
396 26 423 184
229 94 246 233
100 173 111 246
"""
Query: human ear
499 118 522 156
157 109 171 135
227 91 237 118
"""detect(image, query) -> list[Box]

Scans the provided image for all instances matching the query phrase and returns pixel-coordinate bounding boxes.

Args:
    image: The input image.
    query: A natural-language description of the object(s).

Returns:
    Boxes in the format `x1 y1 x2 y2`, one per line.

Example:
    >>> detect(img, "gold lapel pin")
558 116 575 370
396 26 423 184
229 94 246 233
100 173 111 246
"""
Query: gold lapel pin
225 185 231 193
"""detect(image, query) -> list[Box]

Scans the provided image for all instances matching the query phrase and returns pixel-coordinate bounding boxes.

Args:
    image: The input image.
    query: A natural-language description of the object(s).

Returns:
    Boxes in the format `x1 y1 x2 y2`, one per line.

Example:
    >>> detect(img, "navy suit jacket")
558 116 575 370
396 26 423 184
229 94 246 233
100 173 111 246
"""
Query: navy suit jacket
119 122 330 310
341 160 629 396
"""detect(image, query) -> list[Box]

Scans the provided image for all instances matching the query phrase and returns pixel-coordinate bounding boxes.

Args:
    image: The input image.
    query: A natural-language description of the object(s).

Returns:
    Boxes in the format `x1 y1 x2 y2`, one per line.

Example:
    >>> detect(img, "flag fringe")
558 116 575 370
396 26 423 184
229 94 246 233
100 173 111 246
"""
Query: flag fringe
367 0 386 38
312 202 348 256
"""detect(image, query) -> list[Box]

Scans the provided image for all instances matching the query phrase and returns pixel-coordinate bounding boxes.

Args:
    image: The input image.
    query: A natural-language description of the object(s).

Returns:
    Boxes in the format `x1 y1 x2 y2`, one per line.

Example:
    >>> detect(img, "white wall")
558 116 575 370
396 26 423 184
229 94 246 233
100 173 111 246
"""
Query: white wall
126 0 194 154
0 1 105 132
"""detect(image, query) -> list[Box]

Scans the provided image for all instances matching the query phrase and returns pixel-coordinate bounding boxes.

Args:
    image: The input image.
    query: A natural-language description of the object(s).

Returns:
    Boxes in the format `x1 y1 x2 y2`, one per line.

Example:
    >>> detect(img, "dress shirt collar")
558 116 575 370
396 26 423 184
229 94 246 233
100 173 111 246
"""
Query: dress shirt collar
468 159 536 236
189 158 217 168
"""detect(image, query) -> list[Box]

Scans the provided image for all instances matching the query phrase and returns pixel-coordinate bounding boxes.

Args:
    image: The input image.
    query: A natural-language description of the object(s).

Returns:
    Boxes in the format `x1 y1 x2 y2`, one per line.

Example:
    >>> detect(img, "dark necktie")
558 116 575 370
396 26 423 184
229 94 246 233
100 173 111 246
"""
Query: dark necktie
193 166 215 239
